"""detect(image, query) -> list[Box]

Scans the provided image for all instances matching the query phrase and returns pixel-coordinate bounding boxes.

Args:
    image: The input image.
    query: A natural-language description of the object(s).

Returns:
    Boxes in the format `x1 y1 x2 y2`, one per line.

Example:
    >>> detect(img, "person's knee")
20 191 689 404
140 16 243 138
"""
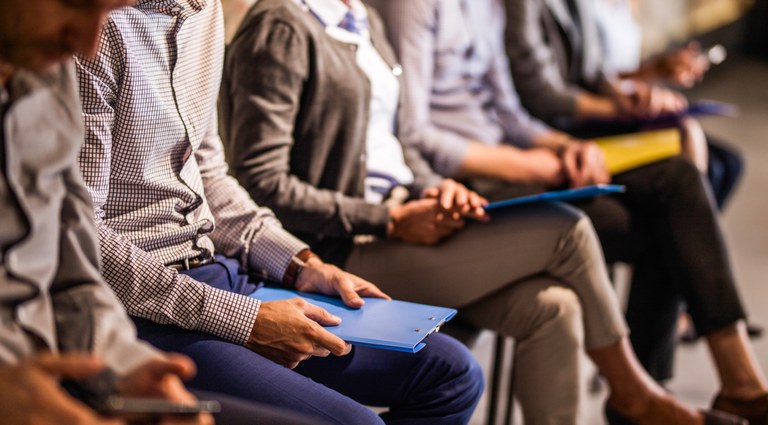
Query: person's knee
421 333 485 404
526 285 585 349
665 156 702 183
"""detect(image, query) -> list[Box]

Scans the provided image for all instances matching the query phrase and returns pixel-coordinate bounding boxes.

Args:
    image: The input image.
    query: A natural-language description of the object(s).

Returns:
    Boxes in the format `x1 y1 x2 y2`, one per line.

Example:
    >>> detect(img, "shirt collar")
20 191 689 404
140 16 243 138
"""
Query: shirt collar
301 0 365 28
135 0 207 15
6 65 64 105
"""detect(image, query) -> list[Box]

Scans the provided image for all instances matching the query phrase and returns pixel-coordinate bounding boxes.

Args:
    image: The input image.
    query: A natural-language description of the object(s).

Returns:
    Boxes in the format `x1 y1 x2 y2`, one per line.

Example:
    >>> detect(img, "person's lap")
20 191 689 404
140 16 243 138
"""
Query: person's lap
345 202 625 350
134 318 480 425
131 257 482 425
344 203 585 308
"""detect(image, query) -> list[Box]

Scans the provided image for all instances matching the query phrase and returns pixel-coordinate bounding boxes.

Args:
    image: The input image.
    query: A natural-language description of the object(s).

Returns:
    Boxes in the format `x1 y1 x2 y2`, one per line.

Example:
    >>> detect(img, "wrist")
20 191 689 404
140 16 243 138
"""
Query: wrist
282 249 317 289
386 205 403 239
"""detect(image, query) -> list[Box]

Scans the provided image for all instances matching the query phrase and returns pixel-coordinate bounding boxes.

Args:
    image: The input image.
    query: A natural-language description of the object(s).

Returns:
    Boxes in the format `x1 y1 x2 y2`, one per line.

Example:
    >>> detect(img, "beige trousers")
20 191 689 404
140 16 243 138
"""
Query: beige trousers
345 203 627 425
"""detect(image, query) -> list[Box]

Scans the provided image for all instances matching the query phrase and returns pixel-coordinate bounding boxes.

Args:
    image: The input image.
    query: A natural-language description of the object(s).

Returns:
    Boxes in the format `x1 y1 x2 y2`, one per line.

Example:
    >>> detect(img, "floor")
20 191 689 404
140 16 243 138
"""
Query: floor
467 55 768 425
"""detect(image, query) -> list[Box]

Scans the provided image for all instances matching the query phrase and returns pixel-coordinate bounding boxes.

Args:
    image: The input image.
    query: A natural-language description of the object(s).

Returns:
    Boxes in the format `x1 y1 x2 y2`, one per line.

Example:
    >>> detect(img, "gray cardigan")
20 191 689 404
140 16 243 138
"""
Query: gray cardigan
220 0 442 265
504 0 609 125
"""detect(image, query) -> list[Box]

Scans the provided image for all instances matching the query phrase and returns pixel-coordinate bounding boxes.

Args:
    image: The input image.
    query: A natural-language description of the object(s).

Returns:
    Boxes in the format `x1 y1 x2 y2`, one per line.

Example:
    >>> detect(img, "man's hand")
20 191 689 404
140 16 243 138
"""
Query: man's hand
387 198 465 245
561 142 611 188
247 298 351 369
629 82 688 118
0 354 124 425
248 257 390 368
421 179 488 221
117 355 214 425
651 42 709 87
295 257 390 307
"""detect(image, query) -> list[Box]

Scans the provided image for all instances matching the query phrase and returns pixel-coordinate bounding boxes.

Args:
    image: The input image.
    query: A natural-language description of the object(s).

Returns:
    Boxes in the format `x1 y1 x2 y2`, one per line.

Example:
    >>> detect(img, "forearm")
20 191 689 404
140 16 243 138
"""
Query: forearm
96 221 261 345
574 91 620 120
455 142 550 184
235 169 392 238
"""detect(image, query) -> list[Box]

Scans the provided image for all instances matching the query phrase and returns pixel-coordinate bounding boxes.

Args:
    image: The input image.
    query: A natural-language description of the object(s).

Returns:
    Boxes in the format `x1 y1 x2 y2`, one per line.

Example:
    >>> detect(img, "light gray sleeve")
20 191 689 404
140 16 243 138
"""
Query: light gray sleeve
55 152 161 376
373 0 473 177
487 0 551 147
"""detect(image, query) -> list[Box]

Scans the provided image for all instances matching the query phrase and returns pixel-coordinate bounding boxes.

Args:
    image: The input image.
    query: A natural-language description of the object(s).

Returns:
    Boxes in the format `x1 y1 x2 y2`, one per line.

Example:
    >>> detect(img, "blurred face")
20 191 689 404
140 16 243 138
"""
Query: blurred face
0 0 133 72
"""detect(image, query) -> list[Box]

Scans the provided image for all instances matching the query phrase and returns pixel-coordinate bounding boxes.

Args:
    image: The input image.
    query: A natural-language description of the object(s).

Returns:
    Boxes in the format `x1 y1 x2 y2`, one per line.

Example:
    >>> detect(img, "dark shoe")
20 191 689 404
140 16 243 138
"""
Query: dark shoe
713 393 768 425
606 405 747 425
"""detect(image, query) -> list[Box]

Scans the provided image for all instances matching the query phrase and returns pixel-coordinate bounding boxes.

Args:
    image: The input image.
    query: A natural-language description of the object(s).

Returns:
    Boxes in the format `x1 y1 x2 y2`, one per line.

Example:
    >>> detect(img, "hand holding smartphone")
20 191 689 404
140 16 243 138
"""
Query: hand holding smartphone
98 395 221 416
61 368 220 421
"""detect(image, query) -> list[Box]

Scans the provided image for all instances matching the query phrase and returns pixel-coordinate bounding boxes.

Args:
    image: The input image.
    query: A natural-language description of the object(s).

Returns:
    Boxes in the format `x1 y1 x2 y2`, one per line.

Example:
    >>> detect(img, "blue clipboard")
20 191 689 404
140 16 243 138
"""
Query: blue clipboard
484 184 626 211
250 287 457 353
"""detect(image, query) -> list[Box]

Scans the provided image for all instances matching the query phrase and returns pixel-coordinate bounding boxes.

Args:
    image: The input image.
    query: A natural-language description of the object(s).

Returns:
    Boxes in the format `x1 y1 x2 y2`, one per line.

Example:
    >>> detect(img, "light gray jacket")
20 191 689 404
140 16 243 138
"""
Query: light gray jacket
0 64 158 374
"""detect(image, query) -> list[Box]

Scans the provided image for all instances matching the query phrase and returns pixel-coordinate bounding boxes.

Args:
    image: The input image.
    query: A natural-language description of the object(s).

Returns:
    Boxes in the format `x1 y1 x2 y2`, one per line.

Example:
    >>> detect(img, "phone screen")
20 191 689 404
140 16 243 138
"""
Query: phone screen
100 396 221 416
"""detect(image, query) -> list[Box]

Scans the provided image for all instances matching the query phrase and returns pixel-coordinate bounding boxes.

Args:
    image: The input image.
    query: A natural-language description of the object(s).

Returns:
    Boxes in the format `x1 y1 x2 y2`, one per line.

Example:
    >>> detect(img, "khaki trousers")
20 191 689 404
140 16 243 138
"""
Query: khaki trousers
345 203 627 425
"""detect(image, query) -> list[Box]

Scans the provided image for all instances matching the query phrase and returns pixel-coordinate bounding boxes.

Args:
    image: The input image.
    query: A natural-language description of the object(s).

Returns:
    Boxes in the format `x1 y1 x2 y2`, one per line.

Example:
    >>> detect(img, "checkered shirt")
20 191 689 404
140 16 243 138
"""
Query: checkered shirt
75 0 308 345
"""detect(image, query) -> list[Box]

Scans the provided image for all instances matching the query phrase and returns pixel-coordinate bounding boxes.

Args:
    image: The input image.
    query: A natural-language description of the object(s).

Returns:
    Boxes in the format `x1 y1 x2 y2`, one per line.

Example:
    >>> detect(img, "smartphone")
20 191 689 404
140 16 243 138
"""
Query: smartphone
98 396 221 416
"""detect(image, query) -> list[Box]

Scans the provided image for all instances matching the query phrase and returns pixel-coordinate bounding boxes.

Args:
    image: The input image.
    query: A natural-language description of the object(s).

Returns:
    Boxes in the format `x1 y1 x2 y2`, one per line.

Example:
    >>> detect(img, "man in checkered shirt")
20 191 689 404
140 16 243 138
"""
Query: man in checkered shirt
74 0 483 423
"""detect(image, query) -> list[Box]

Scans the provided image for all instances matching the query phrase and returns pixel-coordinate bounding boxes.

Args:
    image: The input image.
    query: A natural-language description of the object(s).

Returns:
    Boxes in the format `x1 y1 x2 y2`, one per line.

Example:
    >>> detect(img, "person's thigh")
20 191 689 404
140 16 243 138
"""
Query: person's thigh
344 203 584 308
133 318 384 425
294 332 484 425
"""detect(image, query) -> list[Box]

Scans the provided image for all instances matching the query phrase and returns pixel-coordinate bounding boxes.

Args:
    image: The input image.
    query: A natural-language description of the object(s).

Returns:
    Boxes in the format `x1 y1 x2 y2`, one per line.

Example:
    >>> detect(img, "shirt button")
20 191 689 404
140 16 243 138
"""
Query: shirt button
392 64 403 77
199 221 214 233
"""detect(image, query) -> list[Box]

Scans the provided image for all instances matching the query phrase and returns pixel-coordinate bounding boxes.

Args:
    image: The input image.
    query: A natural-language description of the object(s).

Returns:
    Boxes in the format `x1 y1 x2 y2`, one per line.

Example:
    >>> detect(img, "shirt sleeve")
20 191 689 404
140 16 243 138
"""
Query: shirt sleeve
485 1 552 148
221 17 391 239
376 0 474 177
75 26 262 346
55 163 161 376
196 106 310 281
504 0 582 122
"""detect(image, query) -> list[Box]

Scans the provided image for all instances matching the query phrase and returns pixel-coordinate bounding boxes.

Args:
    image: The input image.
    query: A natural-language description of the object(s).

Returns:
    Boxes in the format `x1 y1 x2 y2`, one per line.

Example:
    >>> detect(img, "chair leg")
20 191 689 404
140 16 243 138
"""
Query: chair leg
504 340 517 425
487 334 507 425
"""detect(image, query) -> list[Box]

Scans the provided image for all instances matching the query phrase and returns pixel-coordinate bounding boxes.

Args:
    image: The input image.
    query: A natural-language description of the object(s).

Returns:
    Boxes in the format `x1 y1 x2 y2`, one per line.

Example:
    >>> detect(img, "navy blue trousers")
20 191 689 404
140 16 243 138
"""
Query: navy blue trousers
133 257 484 425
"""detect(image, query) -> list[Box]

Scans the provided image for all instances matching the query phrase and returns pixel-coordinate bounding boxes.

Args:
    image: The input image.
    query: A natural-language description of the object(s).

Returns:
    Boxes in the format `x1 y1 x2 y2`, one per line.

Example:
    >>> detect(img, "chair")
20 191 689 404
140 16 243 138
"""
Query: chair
442 319 517 425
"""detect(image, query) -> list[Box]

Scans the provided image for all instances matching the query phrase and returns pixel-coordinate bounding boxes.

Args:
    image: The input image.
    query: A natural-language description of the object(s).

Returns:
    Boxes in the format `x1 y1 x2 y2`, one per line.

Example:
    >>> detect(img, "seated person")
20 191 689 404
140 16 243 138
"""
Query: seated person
219 0 746 424
372 0 768 422
74 0 484 423
0 0 321 424
503 0 742 209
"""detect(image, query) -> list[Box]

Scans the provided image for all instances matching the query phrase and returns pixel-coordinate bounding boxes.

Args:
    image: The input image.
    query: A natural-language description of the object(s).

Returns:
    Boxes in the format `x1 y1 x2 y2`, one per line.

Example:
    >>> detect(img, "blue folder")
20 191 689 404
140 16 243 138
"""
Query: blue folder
484 184 626 211
250 287 457 353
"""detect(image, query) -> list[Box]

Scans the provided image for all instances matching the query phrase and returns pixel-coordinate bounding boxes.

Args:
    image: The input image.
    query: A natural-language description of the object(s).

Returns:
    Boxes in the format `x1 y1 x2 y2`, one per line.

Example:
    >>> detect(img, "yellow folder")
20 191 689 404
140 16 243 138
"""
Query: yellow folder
595 128 681 175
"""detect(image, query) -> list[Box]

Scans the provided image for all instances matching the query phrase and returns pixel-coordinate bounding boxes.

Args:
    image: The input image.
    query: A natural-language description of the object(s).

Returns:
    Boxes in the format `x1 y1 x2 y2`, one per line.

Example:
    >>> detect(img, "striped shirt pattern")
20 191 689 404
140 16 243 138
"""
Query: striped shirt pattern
76 0 308 345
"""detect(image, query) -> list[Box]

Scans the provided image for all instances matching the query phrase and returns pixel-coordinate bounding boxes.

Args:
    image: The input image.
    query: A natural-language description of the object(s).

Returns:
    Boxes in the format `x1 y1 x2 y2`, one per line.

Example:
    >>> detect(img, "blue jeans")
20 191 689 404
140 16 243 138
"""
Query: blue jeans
133 256 483 425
